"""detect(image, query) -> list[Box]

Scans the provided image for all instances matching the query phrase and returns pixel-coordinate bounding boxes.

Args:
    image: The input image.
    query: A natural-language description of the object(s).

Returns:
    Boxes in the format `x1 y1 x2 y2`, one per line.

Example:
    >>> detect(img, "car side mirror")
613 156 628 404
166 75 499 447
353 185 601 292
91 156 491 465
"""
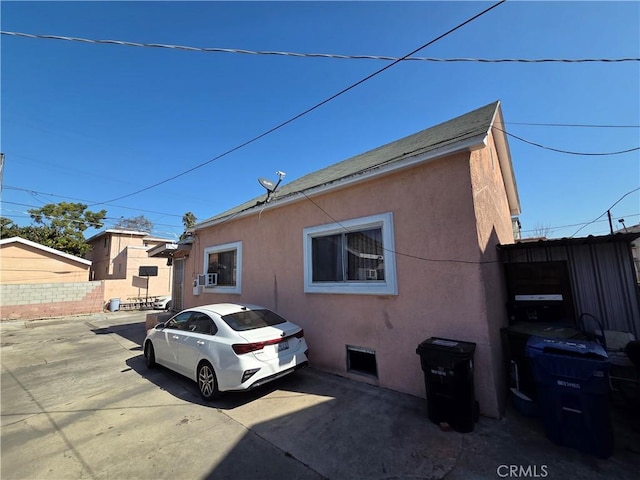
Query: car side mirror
155 322 165 329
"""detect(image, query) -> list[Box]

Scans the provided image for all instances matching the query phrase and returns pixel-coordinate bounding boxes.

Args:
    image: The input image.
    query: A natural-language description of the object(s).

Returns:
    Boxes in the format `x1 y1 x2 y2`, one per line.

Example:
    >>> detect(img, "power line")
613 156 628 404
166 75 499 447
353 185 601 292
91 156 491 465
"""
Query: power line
0 201 183 229
2 30 637 64
494 127 640 156
92 0 507 206
2 185 183 217
569 187 640 238
519 213 639 234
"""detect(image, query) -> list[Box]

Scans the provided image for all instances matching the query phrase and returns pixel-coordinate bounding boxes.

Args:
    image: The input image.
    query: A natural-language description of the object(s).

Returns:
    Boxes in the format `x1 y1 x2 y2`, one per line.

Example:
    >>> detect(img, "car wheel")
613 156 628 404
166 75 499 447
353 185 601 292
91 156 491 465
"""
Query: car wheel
145 342 156 369
197 361 219 400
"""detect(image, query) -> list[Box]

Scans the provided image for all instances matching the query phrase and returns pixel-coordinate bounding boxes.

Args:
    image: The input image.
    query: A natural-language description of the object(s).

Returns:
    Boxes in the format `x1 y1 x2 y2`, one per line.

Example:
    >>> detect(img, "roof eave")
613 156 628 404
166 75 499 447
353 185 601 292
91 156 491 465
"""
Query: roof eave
0 236 93 266
147 242 192 258
498 231 640 249
489 102 521 216
193 133 488 231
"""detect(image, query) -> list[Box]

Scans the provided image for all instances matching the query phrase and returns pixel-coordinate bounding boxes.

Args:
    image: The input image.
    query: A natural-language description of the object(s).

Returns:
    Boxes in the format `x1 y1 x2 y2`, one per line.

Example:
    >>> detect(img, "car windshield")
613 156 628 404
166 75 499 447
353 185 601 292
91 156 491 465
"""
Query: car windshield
221 309 287 331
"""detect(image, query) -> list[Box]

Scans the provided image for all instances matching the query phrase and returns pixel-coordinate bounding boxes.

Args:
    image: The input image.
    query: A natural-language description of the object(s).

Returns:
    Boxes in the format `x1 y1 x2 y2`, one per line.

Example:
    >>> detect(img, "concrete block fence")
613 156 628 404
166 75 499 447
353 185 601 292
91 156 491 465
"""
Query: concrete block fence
1 281 105 321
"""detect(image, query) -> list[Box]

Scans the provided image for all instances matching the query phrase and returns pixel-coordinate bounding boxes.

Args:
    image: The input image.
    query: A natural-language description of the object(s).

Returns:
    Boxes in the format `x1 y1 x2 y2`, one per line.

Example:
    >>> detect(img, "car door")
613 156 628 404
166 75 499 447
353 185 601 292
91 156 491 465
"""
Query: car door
155 311 192 371
177 313 219 380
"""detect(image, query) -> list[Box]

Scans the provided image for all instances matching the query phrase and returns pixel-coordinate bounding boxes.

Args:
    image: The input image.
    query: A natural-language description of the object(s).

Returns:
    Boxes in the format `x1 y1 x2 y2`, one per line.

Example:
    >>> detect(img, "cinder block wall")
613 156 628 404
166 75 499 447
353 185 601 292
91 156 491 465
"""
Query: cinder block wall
0 281 105 321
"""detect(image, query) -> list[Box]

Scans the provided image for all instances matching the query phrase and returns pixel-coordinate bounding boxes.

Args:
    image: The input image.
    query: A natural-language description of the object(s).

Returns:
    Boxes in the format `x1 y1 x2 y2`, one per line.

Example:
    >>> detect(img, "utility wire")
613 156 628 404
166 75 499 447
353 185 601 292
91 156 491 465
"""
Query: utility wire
0 201 183 229
2 30 638 64
2 185 183 217
92 0 507 206
569 187 640 238
519 213 639 234
493 127 640 156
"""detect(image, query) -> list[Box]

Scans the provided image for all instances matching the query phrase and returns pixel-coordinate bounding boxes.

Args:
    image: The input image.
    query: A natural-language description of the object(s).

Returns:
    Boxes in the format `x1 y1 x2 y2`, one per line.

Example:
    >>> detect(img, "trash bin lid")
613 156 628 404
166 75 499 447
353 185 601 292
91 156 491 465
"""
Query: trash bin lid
526 336 607 360
416 337 476 355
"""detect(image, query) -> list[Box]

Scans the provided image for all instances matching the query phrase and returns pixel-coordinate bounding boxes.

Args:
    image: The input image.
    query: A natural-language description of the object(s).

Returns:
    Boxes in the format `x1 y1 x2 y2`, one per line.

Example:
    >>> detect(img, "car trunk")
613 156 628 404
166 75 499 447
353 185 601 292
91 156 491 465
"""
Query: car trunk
238 323 303 362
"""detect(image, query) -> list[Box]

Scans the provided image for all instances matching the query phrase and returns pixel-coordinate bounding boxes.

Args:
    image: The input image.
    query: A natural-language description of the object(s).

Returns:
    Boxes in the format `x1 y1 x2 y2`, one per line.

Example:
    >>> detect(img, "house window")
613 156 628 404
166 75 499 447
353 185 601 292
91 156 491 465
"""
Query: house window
203 241 242 294
303 212 397 295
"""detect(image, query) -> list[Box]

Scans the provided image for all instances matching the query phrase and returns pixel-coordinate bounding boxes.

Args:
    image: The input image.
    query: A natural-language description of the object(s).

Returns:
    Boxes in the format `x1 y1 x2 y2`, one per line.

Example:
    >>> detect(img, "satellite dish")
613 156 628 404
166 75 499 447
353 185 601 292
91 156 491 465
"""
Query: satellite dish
257 171 286 204
258 177 276 193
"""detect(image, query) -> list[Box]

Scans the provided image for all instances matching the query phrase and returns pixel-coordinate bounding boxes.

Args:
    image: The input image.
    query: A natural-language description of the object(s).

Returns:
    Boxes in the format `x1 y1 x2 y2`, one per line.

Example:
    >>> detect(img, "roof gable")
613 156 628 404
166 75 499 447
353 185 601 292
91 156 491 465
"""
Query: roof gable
0 237 92 266
196 101 519 229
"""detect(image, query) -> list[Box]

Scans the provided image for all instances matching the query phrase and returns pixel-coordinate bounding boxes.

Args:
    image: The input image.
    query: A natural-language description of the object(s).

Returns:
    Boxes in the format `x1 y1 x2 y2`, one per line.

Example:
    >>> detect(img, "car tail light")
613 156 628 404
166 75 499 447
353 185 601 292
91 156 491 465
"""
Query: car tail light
232 330 304 355
232 342 265 355
232 339 278 354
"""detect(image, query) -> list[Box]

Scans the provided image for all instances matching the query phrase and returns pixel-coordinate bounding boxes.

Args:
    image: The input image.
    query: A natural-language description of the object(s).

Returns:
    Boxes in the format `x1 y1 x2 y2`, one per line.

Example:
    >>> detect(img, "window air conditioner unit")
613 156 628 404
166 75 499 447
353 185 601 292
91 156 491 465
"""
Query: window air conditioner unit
204 273 218 287
366 269 378 280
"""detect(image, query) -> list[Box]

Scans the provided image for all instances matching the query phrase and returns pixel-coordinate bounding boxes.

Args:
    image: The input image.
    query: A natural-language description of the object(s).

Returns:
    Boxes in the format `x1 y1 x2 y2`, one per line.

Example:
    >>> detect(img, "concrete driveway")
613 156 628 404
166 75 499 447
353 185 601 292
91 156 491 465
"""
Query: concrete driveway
1 311 638 479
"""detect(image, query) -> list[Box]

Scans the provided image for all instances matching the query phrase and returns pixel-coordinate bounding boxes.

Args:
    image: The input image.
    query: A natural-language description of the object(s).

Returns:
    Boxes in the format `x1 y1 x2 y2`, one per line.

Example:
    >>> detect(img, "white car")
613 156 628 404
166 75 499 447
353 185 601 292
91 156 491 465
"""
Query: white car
153 296 172 310
143 303 308 400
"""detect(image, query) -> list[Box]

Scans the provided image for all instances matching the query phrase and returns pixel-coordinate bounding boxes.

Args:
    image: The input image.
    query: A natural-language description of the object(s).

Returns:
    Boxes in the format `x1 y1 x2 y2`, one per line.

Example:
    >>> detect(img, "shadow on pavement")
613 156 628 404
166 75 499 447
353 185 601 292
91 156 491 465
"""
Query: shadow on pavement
109 318 639 479
88 321 146 350
125 353 297 410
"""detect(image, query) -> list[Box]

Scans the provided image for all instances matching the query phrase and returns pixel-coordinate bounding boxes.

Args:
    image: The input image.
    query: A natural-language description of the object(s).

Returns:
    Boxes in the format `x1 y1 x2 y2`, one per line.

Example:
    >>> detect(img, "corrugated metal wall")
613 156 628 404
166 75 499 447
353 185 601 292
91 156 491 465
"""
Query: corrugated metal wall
501 241 640 338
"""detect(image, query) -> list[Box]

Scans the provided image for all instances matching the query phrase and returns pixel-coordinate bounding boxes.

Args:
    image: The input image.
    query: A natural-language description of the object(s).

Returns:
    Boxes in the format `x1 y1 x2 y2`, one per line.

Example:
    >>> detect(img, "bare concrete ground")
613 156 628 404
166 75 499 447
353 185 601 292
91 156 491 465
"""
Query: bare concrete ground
1 311 638 480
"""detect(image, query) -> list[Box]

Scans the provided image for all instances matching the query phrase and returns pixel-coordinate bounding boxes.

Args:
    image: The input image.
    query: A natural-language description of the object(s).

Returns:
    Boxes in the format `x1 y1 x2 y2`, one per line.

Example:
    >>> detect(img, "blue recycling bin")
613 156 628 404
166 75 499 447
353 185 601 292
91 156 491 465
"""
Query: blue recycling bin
526 336 613 458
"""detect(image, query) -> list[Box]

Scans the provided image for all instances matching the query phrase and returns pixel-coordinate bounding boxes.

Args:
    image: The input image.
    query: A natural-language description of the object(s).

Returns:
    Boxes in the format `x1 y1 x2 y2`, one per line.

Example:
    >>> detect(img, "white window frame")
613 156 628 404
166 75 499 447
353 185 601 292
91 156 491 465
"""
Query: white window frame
303 212 398 295
203 241 242 294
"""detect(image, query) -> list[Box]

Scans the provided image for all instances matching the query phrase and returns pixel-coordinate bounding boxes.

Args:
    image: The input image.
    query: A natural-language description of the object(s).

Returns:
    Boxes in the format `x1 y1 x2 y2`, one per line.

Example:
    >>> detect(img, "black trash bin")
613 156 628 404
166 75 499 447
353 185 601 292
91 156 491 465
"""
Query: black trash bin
416 337 477 433
526 336 614 458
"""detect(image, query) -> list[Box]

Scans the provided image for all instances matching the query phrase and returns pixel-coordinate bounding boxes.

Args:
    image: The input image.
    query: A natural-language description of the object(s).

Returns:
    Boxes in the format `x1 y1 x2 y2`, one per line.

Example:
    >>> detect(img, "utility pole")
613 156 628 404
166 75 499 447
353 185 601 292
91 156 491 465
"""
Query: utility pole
607 210 614 235
0 153 4 194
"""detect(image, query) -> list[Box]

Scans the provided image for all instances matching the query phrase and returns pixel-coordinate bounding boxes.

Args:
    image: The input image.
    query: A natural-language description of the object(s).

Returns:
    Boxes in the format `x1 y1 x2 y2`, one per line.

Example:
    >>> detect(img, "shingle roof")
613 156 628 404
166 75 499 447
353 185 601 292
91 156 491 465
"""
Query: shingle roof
196 101 503 228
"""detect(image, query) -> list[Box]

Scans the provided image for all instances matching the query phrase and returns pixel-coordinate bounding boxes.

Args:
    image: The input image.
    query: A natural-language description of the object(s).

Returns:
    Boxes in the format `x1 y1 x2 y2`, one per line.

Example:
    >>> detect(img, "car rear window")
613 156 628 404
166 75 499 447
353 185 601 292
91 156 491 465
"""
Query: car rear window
221 309 287 331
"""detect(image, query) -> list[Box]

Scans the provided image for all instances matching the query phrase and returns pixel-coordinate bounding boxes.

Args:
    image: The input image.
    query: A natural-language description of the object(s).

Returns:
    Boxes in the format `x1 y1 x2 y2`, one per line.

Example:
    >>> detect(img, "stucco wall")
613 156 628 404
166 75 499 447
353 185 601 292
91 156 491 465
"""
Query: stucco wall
101 247 173 304
186 151 515 417
86 233 173 304
1 281 105 321
468 131 517 416
0 243 90 284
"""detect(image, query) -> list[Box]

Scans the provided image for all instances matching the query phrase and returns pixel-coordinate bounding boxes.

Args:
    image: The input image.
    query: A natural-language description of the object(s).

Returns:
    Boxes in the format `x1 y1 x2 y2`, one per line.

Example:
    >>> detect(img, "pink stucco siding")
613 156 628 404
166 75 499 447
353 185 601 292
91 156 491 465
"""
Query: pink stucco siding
186 144 515 418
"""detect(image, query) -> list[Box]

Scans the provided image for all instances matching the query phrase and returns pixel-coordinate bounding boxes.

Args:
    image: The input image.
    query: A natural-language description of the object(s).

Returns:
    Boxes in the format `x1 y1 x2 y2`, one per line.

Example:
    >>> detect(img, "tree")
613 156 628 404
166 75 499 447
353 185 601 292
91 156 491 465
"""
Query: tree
180 211 197 240
2 202 106 257
0 217 18 237
114 215 153 233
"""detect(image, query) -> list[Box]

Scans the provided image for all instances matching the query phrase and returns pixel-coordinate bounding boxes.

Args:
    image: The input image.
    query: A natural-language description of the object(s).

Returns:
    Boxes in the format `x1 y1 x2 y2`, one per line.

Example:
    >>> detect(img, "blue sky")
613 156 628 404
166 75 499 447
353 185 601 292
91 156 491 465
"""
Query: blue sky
1 1 639 241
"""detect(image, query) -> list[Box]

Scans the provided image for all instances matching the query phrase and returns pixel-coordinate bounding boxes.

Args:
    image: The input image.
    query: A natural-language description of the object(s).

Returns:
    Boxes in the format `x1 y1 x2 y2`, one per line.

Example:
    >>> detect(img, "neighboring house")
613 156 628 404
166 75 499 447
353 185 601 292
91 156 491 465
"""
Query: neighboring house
85 230 174 306
179 101 521 418
0 236 92 283
0 236 103 320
